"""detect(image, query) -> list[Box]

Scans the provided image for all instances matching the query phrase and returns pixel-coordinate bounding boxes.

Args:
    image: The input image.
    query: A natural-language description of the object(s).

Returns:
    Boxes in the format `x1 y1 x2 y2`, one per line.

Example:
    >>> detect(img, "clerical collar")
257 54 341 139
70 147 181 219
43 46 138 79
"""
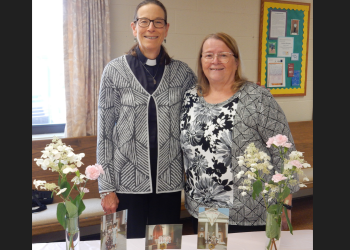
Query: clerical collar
135 46 163 66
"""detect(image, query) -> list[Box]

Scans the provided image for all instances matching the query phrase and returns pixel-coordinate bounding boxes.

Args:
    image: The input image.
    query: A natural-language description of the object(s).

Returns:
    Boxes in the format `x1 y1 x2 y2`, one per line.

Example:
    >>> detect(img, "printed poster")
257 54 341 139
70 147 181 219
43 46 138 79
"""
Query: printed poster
101 210 128 250
197 207 229 250
145 224 183 250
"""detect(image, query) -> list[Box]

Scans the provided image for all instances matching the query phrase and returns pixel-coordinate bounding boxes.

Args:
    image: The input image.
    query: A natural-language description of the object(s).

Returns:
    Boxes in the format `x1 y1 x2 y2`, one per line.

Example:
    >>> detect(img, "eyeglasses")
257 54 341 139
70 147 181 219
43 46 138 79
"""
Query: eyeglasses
202 52 234 63
135 18 167 28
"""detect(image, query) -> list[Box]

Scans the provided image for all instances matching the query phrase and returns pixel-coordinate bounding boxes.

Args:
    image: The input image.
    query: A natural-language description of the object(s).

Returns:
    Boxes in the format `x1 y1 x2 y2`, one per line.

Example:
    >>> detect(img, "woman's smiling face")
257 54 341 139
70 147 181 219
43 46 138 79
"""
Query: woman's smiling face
201 38 238 86
131 4 169 58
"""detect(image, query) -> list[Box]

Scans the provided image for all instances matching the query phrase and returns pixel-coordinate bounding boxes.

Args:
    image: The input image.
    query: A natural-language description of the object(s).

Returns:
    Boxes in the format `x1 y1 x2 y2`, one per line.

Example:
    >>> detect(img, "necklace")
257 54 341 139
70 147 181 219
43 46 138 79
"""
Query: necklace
140 61 160 84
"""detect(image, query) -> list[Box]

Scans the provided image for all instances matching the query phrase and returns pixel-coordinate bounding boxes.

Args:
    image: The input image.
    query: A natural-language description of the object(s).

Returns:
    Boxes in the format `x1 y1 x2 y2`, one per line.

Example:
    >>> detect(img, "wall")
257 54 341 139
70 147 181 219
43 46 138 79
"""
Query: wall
109 0 313 122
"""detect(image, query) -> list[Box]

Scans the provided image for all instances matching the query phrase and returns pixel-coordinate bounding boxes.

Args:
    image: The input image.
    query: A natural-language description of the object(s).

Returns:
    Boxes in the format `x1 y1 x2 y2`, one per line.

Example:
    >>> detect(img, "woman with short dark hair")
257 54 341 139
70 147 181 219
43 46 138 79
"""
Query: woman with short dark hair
97 0 197 239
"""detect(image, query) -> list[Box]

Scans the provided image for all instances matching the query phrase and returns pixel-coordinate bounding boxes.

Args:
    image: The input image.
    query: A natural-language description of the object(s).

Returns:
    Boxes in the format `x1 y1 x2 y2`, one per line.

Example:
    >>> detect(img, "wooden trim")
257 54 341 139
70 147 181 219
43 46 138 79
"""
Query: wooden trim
32 215 102 236
300 181 313 190
181 202 186 211
288 121 313 168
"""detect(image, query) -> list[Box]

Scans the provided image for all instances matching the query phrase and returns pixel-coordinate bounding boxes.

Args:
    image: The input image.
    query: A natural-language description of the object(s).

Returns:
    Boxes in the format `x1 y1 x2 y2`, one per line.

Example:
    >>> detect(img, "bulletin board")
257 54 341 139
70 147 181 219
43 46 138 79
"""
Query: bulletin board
258 0 310 96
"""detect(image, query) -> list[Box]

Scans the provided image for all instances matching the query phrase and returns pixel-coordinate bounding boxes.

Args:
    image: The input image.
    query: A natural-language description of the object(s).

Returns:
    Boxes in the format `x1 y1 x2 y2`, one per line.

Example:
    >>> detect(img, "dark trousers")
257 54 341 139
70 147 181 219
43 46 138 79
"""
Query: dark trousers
191 216 265 234
116 148 181 239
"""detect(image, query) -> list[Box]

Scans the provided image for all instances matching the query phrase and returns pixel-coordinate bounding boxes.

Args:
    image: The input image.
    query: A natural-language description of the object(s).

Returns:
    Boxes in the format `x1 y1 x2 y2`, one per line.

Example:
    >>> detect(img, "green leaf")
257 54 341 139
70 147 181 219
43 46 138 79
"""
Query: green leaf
72 195 86 216
78 200 86 216
58 161 63 169
283 206 293 235
72 195 80 205
57 203 67 228
65 200 78 218
252 180 263 200
279 186 290 201
284 147 288 154
267 204 279 214
59 180 71 199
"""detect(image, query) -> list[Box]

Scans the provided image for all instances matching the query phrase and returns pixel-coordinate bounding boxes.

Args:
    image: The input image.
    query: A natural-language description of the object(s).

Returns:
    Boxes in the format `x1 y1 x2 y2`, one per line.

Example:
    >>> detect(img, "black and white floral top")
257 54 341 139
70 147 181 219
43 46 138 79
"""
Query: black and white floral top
180 87 239 214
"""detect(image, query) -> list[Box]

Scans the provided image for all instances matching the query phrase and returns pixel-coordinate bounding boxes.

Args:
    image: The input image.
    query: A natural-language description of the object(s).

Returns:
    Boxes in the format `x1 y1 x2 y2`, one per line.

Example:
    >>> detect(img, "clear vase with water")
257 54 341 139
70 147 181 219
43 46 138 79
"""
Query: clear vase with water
264 211 282 250
65 215 80 250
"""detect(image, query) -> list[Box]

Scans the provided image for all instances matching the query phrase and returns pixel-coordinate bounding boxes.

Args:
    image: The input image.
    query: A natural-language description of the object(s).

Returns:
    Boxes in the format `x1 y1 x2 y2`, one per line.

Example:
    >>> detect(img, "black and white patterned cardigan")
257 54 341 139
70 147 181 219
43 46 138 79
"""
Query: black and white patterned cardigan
184 81 300 225
96 55 197 194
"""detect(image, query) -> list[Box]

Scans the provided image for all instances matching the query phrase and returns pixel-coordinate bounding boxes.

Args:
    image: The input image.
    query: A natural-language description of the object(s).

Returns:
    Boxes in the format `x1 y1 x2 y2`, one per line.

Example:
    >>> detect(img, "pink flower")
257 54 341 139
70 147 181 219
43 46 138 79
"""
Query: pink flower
271 173 287 183
79 187 89 193
266 137 275 148
274 134 289 147
288 160 303 169
85 164 103 180
95 164 105 175
266 134 291 148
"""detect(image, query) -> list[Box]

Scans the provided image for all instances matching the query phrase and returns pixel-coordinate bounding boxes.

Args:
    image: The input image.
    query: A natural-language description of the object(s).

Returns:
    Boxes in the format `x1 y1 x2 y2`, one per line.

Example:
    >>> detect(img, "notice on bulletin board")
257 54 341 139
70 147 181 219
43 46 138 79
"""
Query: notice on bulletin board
267 57 285 87
269 10 287 39
277 37 294 57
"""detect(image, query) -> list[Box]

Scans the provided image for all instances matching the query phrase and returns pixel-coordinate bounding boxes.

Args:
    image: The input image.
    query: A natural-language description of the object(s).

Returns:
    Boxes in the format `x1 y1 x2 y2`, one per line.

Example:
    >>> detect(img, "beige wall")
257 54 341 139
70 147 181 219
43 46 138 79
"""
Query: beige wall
109 0 313 122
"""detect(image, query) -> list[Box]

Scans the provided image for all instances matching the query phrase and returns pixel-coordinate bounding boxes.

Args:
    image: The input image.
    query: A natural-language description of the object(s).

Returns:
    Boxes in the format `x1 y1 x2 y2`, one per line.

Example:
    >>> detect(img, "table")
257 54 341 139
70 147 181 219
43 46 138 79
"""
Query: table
32 230 313 250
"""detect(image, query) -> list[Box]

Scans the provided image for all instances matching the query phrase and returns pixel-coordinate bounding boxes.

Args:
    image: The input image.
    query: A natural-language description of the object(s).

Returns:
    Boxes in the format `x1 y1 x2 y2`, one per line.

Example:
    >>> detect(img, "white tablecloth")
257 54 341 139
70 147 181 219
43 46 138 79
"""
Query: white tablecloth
32 230 313 250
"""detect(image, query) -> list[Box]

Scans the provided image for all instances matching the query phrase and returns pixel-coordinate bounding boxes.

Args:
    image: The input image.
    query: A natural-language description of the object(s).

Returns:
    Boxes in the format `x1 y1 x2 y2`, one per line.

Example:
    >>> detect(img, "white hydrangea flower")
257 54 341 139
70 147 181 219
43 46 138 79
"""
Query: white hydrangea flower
33 179 46 189
235 171 245 179
247 174 256 180
262 189 268 194
268 165 274 170
56 188 67 195
238 160 245 166
236 156 244 161
241 191 247 196
34 158 43 166
63 167 78 174
302 163 311 168
71 174 87 184
250 167 256 172
284 163 293 170
54 153 61 160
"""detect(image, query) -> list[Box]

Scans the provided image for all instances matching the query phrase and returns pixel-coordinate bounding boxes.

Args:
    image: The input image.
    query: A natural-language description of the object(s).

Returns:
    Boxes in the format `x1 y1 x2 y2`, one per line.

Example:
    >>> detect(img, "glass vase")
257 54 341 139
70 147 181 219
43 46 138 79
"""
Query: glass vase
264 212 282 250
65 215 80 250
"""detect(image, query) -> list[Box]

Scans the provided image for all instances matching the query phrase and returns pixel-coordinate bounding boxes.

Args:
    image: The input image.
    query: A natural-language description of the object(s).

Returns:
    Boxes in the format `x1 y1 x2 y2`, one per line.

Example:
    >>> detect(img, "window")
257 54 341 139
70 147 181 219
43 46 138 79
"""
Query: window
32 0 65 134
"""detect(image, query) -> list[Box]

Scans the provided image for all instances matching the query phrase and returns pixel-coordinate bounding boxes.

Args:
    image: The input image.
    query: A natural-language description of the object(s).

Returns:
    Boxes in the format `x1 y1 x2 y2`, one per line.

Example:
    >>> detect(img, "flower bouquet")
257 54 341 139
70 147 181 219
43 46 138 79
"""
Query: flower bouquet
33 136 104 250
236 134 311 250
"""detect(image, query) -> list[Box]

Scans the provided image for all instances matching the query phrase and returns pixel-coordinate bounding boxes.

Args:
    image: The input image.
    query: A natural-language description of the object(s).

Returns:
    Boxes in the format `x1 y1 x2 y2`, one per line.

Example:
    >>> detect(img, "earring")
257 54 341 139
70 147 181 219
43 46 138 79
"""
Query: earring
134 37 137 43
164 38 166 43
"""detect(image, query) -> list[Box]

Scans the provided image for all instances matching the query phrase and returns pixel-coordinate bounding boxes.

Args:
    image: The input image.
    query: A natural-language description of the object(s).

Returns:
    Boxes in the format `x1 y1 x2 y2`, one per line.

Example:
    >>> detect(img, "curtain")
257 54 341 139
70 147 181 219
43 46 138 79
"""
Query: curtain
63 0 110 137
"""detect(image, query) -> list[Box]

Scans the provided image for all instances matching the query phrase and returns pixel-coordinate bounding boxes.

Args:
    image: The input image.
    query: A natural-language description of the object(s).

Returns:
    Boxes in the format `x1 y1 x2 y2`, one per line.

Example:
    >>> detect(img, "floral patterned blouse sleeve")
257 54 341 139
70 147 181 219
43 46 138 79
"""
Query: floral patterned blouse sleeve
256 87 300 193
